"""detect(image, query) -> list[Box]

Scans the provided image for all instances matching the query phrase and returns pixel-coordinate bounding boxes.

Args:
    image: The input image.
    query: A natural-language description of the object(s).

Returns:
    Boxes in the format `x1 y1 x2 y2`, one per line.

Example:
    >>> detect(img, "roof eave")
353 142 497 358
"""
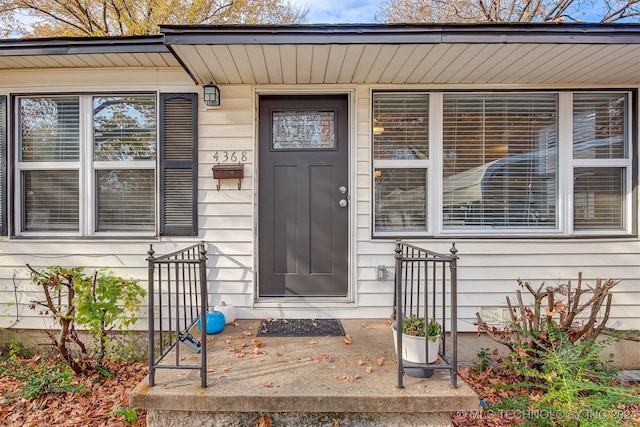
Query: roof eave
0 35 168 56
159 23 640 45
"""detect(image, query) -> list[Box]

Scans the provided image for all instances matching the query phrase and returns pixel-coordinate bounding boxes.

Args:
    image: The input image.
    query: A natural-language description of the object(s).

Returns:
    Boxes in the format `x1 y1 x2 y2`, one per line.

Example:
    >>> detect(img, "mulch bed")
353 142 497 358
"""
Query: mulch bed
452 365 640 426
0 358 148 427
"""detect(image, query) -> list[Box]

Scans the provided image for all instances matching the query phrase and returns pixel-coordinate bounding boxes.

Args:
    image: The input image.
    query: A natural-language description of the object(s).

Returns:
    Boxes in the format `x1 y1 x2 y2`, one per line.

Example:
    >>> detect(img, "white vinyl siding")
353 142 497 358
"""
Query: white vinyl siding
0 64 638 335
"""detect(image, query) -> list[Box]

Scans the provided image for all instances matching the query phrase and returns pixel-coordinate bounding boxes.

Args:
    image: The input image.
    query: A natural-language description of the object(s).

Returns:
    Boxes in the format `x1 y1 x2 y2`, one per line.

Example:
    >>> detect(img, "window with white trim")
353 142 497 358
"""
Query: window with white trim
373 92 429 233
13 92 198 237
372 91 633 237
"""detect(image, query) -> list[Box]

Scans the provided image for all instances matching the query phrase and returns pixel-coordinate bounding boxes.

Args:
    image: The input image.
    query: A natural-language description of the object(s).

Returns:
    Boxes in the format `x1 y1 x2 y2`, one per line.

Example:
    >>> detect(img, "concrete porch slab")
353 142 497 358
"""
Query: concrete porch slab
130 319 479 426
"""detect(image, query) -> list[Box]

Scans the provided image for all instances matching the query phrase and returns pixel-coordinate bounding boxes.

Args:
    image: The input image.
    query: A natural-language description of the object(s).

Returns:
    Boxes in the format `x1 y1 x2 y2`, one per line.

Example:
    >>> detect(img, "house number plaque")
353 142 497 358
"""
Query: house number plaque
213 151 248 163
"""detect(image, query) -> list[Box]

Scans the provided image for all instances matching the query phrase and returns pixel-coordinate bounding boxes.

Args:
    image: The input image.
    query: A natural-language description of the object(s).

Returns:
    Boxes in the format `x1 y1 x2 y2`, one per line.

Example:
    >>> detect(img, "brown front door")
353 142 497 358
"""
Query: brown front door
258 95 349 297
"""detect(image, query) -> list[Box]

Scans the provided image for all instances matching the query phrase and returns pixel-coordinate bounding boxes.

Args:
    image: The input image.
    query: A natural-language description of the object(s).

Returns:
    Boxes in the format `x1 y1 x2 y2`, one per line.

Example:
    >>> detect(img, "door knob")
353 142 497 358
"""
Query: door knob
339 199 348 208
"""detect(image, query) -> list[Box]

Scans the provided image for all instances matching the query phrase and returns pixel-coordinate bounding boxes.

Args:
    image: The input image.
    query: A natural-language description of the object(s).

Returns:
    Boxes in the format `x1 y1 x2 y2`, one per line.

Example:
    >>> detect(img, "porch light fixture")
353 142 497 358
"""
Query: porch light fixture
203 82 220 107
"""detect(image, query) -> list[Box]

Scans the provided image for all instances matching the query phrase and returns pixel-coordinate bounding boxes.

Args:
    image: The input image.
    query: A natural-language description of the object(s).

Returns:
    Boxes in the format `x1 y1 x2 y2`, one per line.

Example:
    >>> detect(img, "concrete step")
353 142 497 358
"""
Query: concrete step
130 319 479 427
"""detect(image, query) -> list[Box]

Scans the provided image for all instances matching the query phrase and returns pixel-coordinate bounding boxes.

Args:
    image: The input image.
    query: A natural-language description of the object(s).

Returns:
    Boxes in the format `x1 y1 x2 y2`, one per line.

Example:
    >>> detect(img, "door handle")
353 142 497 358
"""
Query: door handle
339 199 348 208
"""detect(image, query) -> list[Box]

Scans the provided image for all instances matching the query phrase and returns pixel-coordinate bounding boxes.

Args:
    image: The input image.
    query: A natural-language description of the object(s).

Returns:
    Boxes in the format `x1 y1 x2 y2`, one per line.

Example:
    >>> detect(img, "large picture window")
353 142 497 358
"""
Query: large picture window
372 90 633 237
442 93 558 230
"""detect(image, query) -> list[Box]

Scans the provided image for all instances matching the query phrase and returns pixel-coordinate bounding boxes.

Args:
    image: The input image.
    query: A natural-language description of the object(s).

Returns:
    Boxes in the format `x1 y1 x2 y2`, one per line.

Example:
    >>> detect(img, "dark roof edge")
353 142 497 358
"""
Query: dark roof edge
159 23 640 45
0 35 168 56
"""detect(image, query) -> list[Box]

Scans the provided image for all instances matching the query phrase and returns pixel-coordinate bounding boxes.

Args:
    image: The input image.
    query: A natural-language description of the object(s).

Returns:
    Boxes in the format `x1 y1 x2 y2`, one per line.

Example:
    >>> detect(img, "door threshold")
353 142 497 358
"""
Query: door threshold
254 297 355 309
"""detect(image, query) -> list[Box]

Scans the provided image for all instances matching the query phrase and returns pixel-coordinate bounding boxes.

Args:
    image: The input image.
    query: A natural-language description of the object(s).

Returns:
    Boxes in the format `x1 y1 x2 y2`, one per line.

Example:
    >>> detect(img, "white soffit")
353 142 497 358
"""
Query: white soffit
0 51 181 70
0 36 181 70
169 42 640 86
162 24 640 86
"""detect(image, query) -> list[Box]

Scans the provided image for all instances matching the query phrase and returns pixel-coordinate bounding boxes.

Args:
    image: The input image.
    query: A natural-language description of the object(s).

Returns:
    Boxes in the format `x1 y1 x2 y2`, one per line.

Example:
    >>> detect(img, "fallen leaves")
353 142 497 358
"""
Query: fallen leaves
0 359 148 427
252 415 272 427
334 374 360 382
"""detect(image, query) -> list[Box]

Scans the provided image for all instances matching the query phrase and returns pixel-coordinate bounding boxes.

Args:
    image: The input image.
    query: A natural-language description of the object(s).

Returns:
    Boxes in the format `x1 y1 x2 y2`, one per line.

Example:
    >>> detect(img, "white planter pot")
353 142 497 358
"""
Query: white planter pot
392 322 440 364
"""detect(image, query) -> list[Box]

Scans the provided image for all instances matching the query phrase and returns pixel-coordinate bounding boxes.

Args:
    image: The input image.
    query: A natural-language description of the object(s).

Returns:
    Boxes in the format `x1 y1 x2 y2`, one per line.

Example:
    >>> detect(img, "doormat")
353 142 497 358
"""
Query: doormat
256 319 345 337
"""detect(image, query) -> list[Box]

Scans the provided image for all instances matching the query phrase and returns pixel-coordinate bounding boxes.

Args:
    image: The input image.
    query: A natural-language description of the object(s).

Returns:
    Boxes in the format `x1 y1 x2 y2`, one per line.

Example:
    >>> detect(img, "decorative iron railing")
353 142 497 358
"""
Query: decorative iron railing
393 241 458 388
147 242 208 388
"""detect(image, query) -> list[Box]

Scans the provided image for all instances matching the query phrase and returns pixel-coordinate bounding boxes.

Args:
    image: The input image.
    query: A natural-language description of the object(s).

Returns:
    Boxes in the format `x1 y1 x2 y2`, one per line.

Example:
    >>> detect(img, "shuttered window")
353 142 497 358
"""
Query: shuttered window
372 90 633 237
0 96 6 236
159 93 198 236
442 93 558 230
14 92 197 237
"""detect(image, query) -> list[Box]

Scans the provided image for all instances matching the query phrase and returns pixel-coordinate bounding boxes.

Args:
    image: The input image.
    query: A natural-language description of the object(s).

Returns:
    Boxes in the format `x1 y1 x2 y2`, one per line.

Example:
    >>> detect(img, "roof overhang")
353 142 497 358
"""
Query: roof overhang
0 35 180 70
159 23 640 86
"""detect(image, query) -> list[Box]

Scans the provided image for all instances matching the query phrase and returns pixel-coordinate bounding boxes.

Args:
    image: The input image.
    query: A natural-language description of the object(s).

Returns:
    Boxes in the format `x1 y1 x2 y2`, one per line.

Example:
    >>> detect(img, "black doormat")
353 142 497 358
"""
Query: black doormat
256 319 345 337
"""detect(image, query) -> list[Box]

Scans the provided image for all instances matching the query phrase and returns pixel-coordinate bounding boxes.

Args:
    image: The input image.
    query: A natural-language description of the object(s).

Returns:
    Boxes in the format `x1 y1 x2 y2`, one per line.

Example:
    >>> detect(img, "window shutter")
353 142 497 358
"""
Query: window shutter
0 96 6 236
159 93 198 236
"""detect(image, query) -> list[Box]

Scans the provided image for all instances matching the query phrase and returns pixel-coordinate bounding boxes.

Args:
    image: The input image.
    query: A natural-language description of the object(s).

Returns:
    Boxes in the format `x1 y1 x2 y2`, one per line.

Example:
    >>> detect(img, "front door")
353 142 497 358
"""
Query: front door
258 95 349 297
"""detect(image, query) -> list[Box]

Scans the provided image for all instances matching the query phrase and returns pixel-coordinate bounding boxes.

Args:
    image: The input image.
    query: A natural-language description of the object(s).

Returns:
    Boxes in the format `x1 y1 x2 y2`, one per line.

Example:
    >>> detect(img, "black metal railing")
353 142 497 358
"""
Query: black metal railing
147 242 208 388
393 241 458 388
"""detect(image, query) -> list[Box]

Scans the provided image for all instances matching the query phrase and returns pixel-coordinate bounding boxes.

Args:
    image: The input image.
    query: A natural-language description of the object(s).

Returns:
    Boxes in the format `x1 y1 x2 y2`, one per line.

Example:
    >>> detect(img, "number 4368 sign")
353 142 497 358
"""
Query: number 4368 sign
213 151 248 163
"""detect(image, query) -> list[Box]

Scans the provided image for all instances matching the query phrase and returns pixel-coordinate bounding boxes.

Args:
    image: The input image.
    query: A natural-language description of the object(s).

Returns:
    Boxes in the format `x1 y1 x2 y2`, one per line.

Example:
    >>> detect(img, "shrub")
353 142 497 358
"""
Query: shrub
494 325 640 426
27 265 146 375
0 354 88 401
475 272 621 366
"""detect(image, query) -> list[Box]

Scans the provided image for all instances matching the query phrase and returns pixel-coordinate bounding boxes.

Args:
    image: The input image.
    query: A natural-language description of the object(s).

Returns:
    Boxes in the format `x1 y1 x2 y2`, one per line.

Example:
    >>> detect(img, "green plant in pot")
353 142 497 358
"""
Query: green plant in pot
393 314 442 364
402 315 443 342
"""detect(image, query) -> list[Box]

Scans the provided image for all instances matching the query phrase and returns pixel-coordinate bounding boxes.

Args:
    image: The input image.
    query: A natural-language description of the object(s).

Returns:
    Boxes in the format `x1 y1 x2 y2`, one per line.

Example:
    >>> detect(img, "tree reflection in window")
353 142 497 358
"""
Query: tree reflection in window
93 95 156 161
19 97 79 162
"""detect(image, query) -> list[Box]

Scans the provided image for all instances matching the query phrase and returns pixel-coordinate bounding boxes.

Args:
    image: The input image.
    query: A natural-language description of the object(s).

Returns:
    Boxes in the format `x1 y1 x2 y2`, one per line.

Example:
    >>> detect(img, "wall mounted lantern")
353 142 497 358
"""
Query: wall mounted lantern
203 82 220 107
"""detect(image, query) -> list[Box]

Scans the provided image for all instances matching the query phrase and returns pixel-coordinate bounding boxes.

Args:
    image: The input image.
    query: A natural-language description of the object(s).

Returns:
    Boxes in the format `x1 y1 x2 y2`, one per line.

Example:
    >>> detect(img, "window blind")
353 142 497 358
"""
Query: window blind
373 92 429 160
573 93 626 159
573 167 624 230
572 92 627 231
23 170 79 231
442 93 558 229
96 169 155 231
374 168 427 231
19 97 79 162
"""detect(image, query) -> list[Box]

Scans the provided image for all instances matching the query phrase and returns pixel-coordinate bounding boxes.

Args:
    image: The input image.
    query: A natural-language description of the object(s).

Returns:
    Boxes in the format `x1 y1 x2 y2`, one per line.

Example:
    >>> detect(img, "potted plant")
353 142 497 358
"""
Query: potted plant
392 315 442 364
